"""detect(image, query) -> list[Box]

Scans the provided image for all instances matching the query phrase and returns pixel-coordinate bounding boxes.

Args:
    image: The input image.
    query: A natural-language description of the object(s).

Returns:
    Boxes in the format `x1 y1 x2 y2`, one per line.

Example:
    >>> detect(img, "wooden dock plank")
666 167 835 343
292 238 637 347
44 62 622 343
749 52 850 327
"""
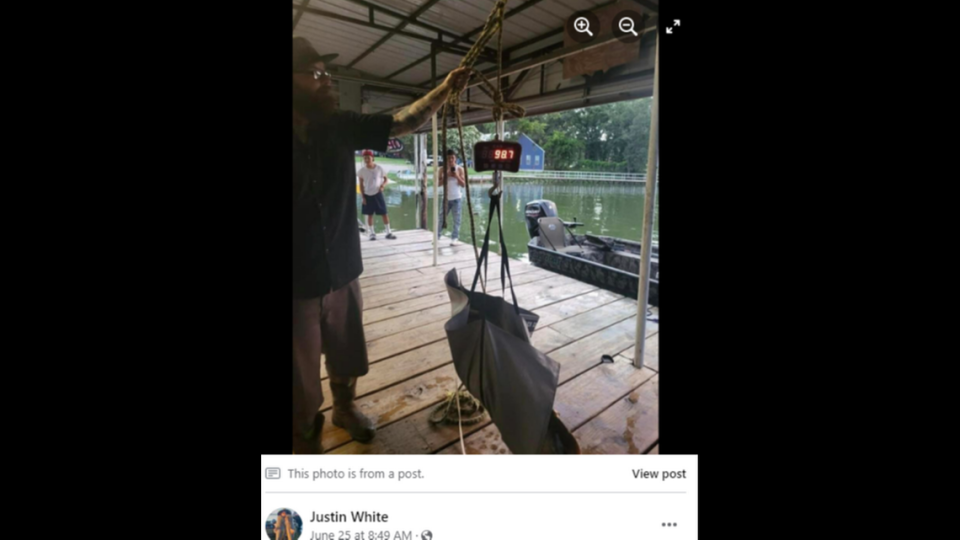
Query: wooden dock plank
320 278 636 388
314 227 662 455
435 337 657 455
364 320 448 366
364 303 451 342
359 254 502 288
363 293 451 326
533 289 623 327
322 319 447 380
530 326 577 354
363 235 491 256
573 373 659 455
487 280 598 311
361 266 552 313
550 316 655 385
361 249 481 278
359 231 435 249
358 251 413 268
614 332 659 372
550 298 640 341
362 241 438 258
363 273 580 329
360 243 429 259
327 289 647 453
319 340 454 413
436 422 508 454
554 358 657 431
358 255 528 296
329 404 493 455
360 269 424 288
356 278 603 372
361 243 478 271
332 284 635 389
321 364 461 451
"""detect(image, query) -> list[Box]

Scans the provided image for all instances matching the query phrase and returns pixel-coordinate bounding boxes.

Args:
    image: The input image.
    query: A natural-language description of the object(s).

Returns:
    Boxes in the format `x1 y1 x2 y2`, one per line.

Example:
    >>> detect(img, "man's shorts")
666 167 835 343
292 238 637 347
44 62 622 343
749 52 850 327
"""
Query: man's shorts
362 191 388 216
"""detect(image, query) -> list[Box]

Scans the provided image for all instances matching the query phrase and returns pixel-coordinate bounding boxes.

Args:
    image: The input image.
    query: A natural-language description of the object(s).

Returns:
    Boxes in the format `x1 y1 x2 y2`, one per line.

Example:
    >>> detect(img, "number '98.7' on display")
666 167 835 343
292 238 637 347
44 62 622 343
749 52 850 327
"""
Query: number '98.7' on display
473 141 523 172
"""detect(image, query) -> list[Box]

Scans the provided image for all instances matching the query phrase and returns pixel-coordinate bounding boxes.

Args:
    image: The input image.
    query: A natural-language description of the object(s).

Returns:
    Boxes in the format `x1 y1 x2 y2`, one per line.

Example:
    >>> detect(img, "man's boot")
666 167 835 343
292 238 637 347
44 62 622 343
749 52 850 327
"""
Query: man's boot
330 376 376 442
292 411 325 454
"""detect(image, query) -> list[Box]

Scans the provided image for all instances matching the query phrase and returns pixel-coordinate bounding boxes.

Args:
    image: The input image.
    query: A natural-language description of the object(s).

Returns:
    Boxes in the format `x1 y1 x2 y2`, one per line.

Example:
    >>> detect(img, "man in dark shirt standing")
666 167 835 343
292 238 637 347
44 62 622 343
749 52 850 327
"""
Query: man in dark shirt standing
292 36 471 454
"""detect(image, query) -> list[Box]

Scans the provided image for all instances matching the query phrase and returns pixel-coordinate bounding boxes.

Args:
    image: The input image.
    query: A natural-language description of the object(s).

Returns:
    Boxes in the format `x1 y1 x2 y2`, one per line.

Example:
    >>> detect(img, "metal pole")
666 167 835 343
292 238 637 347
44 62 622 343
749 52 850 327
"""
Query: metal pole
634 32 659 369
420 133 428 229
432 42 440 266
433 115 440 266
413 133 418 226
413 133 420 228
496 117 505 256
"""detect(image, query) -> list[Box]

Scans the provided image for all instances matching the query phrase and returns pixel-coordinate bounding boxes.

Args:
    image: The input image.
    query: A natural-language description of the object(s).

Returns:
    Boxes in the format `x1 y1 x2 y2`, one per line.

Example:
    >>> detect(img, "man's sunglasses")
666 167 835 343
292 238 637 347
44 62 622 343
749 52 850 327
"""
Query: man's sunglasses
294 69 332 81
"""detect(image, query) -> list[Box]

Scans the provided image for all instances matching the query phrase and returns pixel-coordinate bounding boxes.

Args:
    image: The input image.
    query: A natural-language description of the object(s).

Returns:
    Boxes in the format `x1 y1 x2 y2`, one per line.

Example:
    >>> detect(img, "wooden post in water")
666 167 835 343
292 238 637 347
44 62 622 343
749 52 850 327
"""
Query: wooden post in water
432 44 440 266
634 32 659 369
417 133 427 229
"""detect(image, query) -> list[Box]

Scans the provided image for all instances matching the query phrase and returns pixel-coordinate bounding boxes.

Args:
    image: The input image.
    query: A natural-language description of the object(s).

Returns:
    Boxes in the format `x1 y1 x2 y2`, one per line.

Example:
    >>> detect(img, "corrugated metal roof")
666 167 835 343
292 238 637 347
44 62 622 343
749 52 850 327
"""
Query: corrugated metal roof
293 0 660 117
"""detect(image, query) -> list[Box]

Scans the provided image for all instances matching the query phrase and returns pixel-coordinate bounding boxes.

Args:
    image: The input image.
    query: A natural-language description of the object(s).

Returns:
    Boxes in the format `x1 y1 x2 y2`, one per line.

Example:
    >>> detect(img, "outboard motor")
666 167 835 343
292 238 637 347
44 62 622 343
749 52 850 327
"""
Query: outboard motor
525 200 558 238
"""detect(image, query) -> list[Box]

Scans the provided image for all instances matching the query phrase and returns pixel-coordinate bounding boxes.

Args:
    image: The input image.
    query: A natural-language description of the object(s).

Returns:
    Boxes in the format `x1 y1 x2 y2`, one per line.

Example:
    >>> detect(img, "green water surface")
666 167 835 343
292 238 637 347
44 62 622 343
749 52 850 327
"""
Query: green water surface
359 181 659 262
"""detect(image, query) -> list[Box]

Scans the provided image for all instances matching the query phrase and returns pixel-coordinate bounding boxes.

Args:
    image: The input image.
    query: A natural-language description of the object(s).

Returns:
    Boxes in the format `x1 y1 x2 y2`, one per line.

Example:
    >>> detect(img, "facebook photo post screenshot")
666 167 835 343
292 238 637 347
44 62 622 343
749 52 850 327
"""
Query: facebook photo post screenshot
281 0 696 538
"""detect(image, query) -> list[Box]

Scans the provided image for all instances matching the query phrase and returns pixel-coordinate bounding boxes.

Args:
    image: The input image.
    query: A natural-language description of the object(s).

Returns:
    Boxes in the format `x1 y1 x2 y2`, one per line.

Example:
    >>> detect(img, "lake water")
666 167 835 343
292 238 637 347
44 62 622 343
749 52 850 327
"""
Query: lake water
359 181 659 262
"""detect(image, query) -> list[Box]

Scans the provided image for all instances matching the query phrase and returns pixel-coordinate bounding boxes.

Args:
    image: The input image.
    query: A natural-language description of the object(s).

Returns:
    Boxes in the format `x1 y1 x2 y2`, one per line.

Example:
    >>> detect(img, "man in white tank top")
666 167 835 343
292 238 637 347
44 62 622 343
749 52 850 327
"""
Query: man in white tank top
437 149 466 245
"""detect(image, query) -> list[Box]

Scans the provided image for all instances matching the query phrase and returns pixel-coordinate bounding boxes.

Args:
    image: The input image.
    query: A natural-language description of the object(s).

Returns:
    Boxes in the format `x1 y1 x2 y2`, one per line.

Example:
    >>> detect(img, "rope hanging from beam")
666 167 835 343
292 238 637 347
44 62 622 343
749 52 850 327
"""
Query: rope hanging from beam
436 0 526 287
431 1 527 455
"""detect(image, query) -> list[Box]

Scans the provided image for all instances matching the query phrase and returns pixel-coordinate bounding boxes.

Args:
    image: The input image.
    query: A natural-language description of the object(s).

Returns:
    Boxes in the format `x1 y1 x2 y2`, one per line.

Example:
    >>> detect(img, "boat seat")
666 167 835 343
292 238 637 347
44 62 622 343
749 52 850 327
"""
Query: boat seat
538 217 583 254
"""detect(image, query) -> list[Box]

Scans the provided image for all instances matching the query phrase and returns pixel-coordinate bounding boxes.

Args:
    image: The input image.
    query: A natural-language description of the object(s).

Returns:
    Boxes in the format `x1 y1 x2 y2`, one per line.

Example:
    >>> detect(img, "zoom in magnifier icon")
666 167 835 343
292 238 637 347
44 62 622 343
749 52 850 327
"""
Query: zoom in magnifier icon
574 17 593 37
619 17 639 36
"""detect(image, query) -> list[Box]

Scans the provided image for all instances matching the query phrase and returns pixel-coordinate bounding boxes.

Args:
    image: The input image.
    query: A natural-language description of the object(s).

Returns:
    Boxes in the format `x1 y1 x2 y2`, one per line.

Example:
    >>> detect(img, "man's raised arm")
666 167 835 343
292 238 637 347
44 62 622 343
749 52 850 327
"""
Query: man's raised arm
390 68 472 136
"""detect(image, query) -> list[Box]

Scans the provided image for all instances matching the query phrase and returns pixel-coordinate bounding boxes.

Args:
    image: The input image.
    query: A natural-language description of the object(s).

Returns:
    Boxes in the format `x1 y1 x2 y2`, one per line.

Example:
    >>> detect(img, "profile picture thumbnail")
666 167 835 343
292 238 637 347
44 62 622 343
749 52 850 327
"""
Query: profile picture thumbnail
266 508 303 540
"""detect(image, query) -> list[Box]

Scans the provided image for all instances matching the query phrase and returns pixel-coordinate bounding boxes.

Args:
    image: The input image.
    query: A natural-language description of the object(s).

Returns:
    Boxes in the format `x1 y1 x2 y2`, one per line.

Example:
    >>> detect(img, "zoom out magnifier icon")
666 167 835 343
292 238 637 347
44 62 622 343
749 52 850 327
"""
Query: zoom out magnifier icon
619 17 639 36
574 17 593 36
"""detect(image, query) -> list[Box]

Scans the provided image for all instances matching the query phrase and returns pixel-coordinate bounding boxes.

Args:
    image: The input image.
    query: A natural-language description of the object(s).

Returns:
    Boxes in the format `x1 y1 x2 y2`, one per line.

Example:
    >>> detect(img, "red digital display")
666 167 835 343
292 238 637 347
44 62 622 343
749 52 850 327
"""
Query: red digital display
473 141 523 172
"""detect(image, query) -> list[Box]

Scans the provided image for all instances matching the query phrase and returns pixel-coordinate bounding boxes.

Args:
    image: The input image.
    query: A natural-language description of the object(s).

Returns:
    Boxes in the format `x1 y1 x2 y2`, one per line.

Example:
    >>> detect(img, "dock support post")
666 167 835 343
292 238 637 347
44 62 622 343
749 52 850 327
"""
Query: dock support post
496 117 505 256
634 32 659 369
432 43 440 266
432 115 439 266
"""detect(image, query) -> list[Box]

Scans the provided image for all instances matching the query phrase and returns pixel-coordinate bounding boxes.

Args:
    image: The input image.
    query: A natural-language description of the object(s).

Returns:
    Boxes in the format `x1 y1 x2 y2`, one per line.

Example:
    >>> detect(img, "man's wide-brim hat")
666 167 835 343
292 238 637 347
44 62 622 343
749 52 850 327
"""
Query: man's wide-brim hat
293 36 338 70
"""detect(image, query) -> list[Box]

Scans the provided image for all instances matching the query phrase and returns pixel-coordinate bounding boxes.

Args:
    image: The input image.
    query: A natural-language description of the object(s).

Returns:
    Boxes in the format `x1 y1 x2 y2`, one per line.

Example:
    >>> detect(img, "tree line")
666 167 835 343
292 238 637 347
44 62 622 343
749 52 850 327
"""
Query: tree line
394 97 652 173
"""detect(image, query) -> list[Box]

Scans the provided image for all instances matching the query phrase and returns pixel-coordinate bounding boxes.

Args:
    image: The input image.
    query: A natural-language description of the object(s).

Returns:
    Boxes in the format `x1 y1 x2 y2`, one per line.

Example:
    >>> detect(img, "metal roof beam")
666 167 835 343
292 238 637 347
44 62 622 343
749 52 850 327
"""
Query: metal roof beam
505 68 534 100
330 72 429 94
375 17 657 114
292 4 441 46
382 0 546 81
292 0 311 31
463 17 658 90
346 0 446 68
338 0 496 55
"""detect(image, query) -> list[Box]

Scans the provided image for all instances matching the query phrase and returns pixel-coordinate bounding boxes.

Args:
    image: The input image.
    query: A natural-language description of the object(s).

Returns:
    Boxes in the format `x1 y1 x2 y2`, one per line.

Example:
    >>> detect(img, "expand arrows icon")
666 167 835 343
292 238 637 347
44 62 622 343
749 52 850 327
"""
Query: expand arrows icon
666 19 680 34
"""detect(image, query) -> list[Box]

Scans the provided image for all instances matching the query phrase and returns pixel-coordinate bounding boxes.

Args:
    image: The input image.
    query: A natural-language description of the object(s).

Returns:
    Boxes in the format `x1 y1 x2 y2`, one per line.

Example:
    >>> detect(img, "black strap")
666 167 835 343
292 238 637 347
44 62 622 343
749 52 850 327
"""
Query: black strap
496 196 519 311
469 195 498 294
469 194 520 315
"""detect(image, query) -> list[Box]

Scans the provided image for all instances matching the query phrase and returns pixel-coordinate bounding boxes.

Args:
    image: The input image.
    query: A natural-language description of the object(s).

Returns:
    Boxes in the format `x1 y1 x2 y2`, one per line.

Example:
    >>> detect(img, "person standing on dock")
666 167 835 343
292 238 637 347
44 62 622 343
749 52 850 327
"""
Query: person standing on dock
292 36 471 454
357 150 395 240
437 149 466 246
